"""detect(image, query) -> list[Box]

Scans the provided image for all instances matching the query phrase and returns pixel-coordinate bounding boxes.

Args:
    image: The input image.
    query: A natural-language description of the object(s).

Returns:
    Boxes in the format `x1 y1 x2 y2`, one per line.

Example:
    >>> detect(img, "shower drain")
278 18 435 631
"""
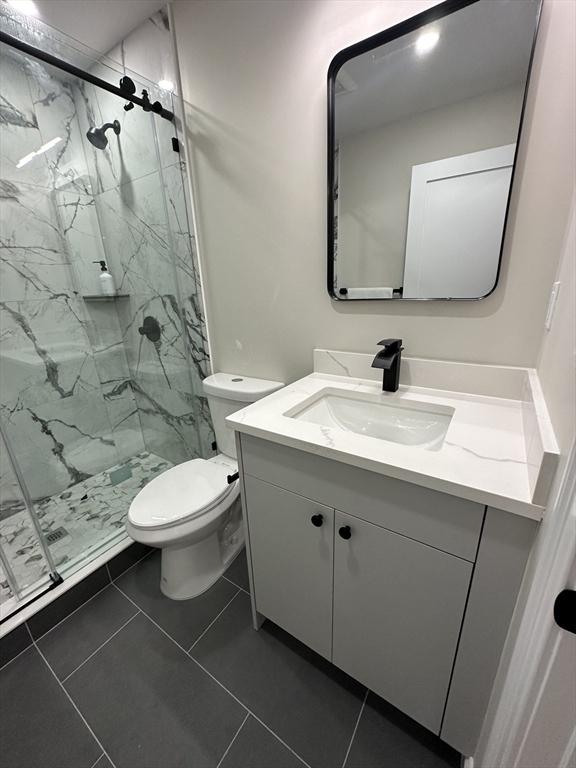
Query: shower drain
45 527 69 545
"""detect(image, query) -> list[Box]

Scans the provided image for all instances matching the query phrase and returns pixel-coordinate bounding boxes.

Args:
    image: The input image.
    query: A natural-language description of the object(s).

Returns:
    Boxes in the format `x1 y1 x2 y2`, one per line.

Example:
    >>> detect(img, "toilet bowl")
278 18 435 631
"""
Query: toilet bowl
126 373 283 599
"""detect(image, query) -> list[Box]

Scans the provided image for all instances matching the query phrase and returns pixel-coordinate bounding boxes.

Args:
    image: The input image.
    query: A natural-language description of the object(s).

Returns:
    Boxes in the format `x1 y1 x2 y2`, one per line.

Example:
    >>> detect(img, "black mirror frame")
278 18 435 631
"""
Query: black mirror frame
327 0 542 301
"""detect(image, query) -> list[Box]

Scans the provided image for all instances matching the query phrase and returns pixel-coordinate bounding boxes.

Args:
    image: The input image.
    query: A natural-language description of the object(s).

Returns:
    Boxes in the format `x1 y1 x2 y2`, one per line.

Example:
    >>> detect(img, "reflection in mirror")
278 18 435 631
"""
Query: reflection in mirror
328 0 541 300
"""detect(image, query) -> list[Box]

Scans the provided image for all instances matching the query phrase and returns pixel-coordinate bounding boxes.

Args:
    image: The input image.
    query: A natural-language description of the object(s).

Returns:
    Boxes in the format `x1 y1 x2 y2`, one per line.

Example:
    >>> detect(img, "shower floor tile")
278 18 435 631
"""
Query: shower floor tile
0 452 172 606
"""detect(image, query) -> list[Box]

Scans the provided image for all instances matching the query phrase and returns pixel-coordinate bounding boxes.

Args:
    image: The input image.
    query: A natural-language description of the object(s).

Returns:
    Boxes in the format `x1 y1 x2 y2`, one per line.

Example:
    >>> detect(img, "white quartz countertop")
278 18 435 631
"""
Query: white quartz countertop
227 363 558 520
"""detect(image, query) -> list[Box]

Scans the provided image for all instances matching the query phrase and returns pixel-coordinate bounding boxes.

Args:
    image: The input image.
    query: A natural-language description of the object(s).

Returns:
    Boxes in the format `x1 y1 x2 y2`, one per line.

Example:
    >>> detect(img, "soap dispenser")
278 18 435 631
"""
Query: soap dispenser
93 260 116 296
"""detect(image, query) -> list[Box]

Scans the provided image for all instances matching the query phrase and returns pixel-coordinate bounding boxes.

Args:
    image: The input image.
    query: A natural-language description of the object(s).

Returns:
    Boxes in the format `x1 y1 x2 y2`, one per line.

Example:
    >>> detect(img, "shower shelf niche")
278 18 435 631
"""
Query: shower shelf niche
82 293 131 301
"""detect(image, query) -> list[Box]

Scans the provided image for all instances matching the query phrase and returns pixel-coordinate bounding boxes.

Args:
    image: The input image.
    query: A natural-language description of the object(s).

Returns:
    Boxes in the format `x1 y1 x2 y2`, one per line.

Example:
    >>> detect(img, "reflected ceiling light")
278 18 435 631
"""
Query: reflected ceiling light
415 30 439 55
158 79 175 92
16 137 62 168
7 0 40 17
36 136 63 155
16 152 36 169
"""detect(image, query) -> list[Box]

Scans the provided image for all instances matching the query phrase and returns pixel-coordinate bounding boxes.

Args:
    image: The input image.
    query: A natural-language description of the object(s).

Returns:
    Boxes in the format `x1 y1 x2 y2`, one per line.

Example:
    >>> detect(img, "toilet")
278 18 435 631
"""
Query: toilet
126 372 283 599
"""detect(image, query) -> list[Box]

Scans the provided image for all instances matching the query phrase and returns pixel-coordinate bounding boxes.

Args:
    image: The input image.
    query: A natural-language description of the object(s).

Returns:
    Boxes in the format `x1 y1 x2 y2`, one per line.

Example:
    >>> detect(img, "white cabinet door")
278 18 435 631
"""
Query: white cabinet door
332 510 472 733
403 144 515 298
244 476 334 659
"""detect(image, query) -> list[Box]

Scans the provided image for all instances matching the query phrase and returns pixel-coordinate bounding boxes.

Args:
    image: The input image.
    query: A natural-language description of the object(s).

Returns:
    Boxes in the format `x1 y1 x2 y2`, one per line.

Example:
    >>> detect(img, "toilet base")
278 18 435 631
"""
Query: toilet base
160 530 243 600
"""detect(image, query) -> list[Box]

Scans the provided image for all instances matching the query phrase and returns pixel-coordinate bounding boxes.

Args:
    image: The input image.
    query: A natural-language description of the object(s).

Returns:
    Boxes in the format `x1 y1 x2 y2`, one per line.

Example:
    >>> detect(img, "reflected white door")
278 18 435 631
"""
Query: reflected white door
403 144 516 298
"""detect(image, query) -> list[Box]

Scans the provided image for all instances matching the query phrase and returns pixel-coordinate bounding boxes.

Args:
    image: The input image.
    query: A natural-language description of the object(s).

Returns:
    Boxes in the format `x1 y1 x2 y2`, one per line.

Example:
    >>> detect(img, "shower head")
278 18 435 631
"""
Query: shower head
86 119 120 150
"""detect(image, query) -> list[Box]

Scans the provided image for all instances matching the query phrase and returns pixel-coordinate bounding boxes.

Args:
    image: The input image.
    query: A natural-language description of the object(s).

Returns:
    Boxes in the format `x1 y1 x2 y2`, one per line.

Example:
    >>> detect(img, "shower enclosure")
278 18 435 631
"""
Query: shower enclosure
0 7 213 619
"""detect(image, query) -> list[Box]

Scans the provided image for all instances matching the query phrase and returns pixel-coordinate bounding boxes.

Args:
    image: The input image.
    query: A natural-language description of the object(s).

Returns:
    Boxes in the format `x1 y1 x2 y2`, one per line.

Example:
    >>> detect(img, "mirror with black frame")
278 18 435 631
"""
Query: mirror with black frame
327 0 541 301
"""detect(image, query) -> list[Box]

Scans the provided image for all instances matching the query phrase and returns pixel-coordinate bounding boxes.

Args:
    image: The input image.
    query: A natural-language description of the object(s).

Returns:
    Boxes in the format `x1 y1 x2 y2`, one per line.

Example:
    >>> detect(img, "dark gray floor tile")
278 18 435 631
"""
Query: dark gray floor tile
0 622 31 668
37 584 138 680
345 692 460 768
92 755 114 768
115 551 238 649
191 592 365 768
225 547 250 591
0 646 101 768
65 612 246 768
220 715 305 768
27 566 110 639
107 542 152 580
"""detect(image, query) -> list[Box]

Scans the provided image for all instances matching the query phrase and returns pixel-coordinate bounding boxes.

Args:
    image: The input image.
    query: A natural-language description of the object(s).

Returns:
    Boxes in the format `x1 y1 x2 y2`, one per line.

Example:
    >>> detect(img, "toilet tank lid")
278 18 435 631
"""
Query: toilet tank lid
203 372 284 402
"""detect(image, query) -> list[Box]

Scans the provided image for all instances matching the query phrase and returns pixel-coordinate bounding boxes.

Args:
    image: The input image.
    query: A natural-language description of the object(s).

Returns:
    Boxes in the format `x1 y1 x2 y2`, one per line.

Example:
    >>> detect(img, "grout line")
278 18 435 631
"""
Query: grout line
112 583 312 768
341 688 369 768
0 641 35 672
187 590 240 652
62 611 140 683
31 580 113 643
215 712 249 768
33 638 118 768
190 654 313 768
222 574 249 595
89 753 106 768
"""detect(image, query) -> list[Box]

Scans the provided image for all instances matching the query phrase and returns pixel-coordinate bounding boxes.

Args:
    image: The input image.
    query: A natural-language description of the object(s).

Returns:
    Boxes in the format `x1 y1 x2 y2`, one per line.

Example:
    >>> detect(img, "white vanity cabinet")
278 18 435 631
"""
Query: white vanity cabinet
332 510 472 733
237 434 538 756
245 474 472 734
245 477 334 659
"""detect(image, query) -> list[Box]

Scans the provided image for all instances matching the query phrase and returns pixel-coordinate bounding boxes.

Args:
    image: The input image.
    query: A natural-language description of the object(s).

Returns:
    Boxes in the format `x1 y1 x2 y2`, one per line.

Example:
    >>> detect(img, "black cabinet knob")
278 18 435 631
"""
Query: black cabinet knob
339 525 352 540
311 514 323 527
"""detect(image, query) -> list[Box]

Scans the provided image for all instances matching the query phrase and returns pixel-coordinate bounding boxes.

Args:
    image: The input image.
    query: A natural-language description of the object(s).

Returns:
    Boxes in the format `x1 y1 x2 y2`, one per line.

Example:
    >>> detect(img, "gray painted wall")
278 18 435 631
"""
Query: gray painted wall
174 0 574 383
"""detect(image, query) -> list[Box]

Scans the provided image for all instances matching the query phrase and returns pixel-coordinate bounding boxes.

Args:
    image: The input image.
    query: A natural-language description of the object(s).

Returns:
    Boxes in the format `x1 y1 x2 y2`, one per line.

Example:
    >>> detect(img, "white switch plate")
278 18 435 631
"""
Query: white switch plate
545 281 561 331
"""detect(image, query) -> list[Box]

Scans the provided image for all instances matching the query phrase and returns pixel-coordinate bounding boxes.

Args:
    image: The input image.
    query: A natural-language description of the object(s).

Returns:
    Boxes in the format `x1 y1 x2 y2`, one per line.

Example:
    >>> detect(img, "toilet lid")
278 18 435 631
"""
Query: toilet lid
128 459 237 529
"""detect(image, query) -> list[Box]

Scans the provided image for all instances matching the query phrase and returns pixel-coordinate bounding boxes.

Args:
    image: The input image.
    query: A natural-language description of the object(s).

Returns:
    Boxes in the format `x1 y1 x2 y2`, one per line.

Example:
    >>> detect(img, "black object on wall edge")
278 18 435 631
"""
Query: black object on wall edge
554 590 576 634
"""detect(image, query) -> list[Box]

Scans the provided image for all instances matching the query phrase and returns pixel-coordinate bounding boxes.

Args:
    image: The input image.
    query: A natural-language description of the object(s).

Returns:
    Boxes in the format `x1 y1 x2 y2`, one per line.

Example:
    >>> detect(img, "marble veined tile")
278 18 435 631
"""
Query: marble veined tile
161 161 211 389
0 298 101 410
56 190 106 297
0 503 52 601
116 291 189 375
135 391 199 465
0 180 71 302
97 171 177 296
0 51 51 188
161 162 197 297
75 78 161 195
1 391 117 501
95 347 146 463
0 561 14 605
26 58 92 194
0 431 27 523
121 8 176 105
0 452 172 607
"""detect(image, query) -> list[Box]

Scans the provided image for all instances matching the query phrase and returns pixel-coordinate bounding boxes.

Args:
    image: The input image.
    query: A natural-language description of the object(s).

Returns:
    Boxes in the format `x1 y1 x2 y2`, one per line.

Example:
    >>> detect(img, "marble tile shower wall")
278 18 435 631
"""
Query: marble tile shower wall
74 74 213 465
0 50 122 504
0 43 213 511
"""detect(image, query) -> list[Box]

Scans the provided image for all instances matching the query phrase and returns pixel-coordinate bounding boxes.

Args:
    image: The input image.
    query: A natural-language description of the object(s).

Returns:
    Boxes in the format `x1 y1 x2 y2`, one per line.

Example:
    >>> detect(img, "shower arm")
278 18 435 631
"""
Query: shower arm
0 29 174 122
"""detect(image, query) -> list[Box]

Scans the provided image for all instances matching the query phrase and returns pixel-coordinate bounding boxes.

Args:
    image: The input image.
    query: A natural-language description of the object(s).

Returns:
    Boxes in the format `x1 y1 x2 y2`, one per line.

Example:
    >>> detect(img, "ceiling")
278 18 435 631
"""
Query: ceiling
335 0 540 139
28 0 166 54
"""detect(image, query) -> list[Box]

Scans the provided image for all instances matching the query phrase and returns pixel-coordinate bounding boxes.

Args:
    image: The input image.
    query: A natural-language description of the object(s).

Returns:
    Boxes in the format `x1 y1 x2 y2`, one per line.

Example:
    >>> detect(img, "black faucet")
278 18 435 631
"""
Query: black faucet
371 339 404 392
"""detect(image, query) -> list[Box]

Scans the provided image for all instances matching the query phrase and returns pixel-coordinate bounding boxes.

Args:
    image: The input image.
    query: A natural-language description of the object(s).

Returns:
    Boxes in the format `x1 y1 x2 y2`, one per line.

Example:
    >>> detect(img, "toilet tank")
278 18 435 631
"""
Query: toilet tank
202 373 284 458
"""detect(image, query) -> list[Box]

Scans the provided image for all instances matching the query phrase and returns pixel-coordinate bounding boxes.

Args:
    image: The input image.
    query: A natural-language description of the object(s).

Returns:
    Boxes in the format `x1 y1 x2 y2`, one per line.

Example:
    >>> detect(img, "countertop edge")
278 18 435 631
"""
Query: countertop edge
229 420 544 522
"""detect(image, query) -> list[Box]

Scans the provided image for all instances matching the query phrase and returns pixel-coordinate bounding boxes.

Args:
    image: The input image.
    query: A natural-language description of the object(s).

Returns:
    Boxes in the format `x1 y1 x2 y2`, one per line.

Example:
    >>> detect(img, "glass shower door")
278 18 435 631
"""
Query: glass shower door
0 429 57 617
0 14 213 618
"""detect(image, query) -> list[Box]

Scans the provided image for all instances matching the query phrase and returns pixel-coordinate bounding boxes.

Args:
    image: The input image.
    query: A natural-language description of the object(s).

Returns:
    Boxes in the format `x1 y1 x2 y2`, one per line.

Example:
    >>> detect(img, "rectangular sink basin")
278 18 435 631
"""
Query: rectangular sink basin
287 388 454 451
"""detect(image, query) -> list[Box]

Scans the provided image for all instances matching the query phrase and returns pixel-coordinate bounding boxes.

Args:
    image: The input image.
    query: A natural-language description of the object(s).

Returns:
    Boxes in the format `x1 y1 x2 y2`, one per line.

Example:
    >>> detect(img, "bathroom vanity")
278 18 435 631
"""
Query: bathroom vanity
227 350 558 757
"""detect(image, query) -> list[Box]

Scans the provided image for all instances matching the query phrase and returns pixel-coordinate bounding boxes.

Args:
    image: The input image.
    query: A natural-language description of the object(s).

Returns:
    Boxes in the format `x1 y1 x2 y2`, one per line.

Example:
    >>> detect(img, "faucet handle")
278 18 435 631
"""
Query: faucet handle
377 338 403 352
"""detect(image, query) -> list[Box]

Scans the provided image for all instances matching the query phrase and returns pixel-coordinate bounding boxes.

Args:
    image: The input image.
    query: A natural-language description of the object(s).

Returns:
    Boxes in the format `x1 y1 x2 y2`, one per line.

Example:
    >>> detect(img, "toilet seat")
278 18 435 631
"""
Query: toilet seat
128 458 238 531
